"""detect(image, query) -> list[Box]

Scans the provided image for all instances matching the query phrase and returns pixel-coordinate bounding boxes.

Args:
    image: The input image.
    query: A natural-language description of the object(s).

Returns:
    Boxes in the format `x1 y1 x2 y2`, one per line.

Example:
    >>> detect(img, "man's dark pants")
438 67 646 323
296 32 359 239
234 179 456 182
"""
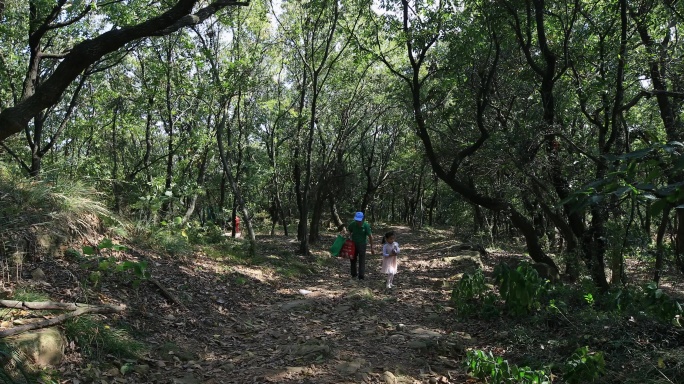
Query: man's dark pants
350 242 366 279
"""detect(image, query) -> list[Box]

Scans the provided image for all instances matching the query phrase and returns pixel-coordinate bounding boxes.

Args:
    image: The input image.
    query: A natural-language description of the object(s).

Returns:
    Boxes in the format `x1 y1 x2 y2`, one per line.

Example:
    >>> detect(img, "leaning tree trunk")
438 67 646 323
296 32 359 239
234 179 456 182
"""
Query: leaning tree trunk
391 0 563 275
330 199 344 230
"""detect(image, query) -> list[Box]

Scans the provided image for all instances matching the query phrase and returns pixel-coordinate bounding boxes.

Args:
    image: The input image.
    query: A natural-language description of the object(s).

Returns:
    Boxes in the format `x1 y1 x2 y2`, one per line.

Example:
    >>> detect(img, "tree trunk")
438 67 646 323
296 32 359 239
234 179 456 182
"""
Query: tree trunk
676 209 684 275
643 202 652 243
161 45 175 217
293 67 308 246
391 193 396 223
654 206 671 283
309 187 326 244
330 199 344 230
633 5 684 274
390 0 560 274
161 129 174 216
231 202 237 238
427 178 438 226
27 111 47 178
216 103 256 250
509 208 561 274
298 73 321 255
612 198 634 286
182 150 208 224
219 172 227 229
585 207 610 290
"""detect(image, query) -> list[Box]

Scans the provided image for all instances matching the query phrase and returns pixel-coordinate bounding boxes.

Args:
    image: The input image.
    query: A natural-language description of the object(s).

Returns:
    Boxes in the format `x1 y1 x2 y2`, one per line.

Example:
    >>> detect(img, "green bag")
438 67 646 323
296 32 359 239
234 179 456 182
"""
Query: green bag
330 235 345 257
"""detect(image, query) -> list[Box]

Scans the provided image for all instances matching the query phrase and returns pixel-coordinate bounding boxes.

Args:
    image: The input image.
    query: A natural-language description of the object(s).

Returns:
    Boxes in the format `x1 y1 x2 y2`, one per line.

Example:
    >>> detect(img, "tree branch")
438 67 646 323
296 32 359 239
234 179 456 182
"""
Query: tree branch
39 51 70 59
0 300 126 338
40 74 87 156
0 143 31 174
150 0 249 37
47 5 92 30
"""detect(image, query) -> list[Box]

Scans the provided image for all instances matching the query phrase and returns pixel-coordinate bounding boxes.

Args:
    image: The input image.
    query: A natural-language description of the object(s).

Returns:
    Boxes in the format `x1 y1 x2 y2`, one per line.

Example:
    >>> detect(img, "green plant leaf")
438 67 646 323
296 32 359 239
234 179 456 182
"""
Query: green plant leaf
99 238 114 249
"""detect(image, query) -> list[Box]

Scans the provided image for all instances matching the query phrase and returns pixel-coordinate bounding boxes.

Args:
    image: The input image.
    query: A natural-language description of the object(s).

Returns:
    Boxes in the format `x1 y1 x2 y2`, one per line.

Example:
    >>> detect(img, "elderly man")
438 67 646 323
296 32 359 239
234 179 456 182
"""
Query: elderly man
347 211 375 280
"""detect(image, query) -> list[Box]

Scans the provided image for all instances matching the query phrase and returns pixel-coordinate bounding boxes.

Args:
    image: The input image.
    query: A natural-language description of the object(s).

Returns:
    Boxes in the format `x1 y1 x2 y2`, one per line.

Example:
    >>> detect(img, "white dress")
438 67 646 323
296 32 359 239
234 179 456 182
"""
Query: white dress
381 242 400 274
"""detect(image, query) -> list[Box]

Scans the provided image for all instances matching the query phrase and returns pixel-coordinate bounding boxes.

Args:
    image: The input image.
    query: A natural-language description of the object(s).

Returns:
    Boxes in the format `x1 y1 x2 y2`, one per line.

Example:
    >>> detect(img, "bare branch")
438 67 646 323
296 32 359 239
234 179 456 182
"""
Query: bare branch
39 51 70 59
47 5 93 30
151 0 249 37
0 143 31 174
0 303 126 338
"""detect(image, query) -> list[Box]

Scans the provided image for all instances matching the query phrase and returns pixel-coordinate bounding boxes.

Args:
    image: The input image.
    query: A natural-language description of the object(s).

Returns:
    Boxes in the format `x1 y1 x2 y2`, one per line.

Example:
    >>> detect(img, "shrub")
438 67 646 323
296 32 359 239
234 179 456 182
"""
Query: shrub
563 346 605 383
642 282 683 325
494 262 548 316
465 349 551 384
186 223 225 245
451 269 498 317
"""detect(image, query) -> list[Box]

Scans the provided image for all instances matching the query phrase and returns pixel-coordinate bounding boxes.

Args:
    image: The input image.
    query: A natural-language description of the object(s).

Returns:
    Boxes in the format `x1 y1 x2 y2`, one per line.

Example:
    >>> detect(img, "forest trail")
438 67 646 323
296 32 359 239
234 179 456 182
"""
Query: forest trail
65 226 481 384
18 224 684 384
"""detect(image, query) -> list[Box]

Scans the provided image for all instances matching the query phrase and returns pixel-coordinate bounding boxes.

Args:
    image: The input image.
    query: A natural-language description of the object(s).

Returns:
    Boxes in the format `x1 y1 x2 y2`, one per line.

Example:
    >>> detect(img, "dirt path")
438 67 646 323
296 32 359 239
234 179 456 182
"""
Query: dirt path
25 225 684 383
65 226 475 384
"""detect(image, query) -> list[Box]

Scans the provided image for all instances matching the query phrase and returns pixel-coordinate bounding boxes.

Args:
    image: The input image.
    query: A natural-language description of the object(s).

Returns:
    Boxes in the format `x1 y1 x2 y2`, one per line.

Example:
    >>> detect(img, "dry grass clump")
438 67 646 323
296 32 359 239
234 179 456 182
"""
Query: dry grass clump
0 165 118 270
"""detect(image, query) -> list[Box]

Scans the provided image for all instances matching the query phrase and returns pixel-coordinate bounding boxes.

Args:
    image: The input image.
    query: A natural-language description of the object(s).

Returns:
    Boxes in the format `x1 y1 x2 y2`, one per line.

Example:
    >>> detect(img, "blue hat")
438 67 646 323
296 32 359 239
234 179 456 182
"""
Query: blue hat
354 212 364 221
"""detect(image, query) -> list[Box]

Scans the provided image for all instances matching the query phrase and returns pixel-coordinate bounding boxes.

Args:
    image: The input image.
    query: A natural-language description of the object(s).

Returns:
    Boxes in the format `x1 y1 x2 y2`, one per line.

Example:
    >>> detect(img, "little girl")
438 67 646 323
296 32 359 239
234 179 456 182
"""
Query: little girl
381 231 400 288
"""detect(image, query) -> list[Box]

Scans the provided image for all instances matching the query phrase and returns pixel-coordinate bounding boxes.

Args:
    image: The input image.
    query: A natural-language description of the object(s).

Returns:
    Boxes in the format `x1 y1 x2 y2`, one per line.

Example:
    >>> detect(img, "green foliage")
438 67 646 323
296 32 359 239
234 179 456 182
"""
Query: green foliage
63 316 145 359
464 349 551 384
82 238 127 256
144 217 195 257
147 228 193 258
82 238 149 288
563 346 606 383
451 269 498 317
186 222 225 245
599 287 638 312
11 288 50 303
494 262 548 316
643 282 683 325
562 142 684 216
64 248 83 261
595 283 682 325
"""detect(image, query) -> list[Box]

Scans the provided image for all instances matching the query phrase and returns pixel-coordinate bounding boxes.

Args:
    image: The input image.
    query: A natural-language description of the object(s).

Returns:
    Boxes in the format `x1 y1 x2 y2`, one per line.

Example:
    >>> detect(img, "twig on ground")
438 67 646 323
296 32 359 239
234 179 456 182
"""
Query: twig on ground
148 277 188 311
0 303 126 338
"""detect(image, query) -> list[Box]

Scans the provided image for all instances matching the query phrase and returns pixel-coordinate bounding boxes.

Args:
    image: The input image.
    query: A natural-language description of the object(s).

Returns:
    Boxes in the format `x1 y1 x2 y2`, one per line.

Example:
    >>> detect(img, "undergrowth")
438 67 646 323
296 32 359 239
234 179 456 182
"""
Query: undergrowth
0 166 115 243
63 316 145 360
453 263 683 383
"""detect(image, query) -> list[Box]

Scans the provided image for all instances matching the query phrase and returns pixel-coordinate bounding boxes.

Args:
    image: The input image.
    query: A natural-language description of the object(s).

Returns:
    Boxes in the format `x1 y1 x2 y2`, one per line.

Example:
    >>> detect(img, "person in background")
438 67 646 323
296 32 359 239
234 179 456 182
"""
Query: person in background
381 231 400 288
347 211 374 280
